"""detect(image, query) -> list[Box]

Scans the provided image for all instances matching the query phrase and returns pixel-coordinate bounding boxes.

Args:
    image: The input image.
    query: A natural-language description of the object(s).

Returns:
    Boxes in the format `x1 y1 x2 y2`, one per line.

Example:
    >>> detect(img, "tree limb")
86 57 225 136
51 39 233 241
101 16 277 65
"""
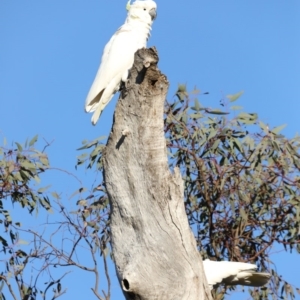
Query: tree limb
104 48 212 300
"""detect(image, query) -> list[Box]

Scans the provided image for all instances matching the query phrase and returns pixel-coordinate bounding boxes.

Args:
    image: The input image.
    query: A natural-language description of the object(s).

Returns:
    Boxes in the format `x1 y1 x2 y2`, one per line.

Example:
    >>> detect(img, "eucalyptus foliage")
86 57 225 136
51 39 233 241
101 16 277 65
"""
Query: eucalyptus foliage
0 137 111 300
0 136 52 299
165 85 300 299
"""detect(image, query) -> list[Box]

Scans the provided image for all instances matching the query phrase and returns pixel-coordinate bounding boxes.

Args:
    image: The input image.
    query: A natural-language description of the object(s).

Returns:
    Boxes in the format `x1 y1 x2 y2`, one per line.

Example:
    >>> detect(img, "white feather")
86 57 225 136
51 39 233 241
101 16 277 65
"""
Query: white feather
203 259 271 290
85 0 157 125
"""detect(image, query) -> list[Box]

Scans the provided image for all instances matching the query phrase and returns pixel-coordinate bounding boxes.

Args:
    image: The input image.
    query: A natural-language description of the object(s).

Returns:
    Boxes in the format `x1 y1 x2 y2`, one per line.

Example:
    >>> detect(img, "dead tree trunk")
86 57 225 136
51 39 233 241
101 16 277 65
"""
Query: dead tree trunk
103 48 212 300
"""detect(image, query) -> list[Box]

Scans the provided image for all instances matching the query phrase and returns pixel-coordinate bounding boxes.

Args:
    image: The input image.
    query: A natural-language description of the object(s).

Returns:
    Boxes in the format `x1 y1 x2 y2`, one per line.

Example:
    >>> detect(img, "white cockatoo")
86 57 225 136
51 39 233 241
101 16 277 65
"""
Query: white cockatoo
85 0 157 125
203 259 271 290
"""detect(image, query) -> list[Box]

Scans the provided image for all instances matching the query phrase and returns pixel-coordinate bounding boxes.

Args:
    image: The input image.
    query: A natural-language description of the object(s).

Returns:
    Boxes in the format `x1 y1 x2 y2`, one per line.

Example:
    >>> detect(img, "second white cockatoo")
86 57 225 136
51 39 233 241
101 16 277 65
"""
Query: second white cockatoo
203 259 271 290
85 0 157 125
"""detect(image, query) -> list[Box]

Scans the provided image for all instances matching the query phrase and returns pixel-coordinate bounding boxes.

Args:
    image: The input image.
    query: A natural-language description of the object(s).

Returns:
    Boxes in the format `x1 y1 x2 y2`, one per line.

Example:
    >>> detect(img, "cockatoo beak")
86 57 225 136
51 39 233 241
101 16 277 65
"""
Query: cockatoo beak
149 8 157 20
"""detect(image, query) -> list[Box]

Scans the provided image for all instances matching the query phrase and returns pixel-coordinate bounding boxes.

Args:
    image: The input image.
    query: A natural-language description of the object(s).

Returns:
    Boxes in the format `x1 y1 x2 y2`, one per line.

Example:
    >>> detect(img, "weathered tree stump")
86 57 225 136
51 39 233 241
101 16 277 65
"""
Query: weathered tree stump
103 48 212 300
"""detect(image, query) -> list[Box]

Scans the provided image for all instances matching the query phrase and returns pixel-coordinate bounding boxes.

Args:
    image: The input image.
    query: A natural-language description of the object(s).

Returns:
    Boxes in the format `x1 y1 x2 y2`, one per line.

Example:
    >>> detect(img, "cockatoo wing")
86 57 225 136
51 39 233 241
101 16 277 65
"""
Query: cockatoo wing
203 259 271 290
224 270 271 287
85 25 137 124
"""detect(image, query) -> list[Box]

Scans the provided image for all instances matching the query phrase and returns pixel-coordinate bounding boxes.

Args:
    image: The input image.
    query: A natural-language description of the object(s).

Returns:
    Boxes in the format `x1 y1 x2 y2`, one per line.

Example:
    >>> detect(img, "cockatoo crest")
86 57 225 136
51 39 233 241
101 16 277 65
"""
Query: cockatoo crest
85 0 157 125
126 0 131 11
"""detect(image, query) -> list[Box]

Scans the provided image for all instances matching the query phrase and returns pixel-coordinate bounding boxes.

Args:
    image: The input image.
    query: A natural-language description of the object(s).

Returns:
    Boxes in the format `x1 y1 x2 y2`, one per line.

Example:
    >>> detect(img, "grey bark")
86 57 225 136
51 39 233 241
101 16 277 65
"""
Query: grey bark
103 48 213 300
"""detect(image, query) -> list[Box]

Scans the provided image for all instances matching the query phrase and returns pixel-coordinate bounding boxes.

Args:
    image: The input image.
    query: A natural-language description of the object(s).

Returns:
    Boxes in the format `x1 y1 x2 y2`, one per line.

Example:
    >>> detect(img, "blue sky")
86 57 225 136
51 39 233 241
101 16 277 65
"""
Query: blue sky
1 1 300 299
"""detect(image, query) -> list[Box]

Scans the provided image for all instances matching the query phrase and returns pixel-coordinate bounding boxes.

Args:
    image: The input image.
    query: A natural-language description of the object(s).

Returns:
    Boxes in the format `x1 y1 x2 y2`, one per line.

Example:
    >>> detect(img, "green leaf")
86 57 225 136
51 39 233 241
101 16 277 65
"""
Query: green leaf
33 175 41 184
190 113 203 119
8 161 15 173
211 139 220 150
77 136 106 151
271 124 287 135
207 129 217 141
233 138 243 153
37 155 49 167
76 153 88 161
239 208 248 221
29 135 38 147
237 112 258 124
90 144 104 159
51 192 60 199
206 109 229 115
258 121 269 133
230 105 243 111
194 98 201 111
37 185 51 194
69 187 86 200
77 199 87 206
15 142 23 151
0 236 8 247
227 90 244 102
21 160 36 171
176 84 188 102
39 197 52 211
18 239 29 245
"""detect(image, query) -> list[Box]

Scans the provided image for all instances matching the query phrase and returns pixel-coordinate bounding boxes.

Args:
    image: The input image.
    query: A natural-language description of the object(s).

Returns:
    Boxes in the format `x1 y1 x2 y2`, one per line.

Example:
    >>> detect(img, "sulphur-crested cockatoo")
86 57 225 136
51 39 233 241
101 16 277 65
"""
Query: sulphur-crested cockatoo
203 259 271 290
85 0 157 125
